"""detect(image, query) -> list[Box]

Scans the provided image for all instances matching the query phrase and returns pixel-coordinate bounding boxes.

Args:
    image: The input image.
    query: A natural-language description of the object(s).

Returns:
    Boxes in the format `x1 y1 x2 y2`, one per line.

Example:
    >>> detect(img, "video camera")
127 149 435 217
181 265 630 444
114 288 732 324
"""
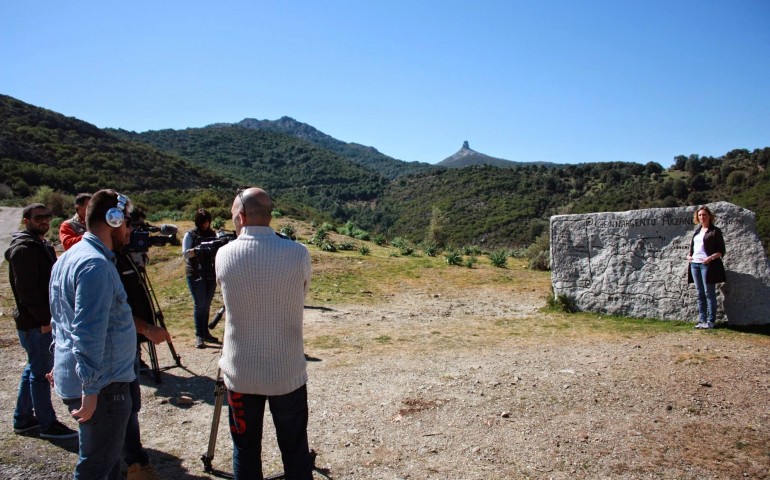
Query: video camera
129 222 180 253
193 230 237 258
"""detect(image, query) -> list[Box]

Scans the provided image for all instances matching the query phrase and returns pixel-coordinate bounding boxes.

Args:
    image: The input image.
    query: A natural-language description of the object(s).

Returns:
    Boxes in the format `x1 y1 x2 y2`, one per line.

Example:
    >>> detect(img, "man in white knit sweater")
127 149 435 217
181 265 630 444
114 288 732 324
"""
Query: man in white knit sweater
215 187 313 480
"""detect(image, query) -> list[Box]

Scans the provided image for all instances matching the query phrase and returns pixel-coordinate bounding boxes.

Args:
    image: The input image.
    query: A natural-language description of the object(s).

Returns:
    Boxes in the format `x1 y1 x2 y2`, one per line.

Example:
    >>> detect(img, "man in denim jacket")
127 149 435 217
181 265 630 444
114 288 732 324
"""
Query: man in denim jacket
49 190 137 480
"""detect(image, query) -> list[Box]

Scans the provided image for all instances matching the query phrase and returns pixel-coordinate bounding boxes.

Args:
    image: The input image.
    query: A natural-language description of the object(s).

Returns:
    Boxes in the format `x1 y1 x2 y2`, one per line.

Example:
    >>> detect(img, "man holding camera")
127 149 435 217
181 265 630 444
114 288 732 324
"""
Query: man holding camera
114 215 171 480
215 188 313 480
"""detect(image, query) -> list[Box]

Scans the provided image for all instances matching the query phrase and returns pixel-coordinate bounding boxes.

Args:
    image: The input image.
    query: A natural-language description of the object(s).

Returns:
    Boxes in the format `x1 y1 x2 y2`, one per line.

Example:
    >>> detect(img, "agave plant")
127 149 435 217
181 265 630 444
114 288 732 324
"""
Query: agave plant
280 225 296 240
489 249 508 268
444 250 462 266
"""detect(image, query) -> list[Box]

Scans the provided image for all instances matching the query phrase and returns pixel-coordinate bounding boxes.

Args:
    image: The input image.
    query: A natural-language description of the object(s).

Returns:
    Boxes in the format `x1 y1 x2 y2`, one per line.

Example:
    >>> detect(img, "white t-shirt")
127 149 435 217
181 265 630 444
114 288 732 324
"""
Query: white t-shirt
691 229 709 263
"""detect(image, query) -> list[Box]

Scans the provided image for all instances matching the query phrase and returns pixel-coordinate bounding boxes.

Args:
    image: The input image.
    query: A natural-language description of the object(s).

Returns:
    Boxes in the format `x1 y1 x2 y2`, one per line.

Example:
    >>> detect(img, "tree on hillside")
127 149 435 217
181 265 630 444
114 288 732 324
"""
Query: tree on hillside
425 206 448 248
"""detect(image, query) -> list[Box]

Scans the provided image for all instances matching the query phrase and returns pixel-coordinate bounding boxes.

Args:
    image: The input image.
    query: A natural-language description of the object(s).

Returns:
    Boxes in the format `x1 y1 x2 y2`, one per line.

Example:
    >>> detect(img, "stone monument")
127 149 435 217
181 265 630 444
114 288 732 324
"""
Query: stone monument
550 202 770 325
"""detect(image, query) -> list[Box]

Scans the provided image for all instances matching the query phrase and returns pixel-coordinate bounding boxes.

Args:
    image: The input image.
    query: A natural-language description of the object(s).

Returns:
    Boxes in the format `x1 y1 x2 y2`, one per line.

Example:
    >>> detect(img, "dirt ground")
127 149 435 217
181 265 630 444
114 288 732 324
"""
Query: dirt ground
1 207 769 479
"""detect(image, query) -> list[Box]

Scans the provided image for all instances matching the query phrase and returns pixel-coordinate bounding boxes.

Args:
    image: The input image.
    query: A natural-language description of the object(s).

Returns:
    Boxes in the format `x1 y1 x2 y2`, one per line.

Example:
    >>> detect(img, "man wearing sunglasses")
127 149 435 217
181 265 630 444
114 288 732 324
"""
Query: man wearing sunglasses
5 204 79 440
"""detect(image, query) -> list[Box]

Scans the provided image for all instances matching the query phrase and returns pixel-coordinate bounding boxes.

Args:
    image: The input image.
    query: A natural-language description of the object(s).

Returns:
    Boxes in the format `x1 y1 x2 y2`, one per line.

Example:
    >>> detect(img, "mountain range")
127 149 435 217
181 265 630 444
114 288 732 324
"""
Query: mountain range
213 116 434 179
1 93 769 252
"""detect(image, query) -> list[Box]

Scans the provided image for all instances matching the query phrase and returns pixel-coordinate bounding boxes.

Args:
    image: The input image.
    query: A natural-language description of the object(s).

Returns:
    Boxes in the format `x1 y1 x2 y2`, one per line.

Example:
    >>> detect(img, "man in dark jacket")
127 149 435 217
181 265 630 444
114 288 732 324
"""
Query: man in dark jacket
4 203 77 439
114 226 170 480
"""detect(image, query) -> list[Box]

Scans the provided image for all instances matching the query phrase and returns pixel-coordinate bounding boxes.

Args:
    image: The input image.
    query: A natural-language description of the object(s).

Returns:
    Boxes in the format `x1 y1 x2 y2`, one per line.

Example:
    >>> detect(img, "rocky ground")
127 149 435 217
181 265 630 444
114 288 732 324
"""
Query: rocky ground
2 287 770 479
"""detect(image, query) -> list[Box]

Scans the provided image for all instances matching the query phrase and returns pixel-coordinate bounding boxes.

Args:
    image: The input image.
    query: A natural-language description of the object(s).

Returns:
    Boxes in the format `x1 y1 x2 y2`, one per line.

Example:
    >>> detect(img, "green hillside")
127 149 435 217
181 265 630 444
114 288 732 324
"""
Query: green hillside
2 94 768 254
378 154 770 251
229 117 436 179
0 94 231 209
110 125 389 221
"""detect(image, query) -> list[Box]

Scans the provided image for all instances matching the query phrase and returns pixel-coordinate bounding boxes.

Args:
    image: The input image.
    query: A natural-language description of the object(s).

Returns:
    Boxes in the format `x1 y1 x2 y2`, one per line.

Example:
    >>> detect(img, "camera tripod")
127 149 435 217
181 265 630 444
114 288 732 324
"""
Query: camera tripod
134 261 183 382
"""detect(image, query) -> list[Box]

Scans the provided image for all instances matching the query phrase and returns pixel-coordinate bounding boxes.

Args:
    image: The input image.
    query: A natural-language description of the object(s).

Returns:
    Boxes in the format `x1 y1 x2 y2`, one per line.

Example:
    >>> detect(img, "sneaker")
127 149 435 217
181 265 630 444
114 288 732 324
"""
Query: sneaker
127 462 163 480
704 322 715 329
195 336 205 349
201 333 220 344
694 322 707 329
40 420 78 440
13 417 40 434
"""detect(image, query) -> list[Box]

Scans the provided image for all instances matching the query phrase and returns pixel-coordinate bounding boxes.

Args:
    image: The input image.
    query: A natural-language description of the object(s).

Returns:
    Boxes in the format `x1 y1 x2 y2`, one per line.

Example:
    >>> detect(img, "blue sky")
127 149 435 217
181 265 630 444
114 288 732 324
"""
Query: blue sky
2 1 768 167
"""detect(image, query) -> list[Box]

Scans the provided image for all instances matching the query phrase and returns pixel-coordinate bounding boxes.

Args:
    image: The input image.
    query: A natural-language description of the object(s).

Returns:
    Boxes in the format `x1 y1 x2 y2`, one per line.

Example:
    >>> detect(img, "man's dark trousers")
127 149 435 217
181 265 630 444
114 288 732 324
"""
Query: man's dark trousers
227 384 313 480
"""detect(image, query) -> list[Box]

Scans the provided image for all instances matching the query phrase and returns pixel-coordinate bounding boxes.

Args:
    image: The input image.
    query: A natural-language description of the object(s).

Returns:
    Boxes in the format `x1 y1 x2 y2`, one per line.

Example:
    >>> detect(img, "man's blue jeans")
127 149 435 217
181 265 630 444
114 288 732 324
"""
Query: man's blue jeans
186 276 217 337
691 262 717 324
228 384 313 480
63 382 132 480
15 328 56 430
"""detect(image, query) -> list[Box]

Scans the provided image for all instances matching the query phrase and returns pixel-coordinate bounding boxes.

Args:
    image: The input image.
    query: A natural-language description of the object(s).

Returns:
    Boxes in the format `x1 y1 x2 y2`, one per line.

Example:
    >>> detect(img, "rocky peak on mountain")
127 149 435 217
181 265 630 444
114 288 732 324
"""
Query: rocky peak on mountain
437 141 560 169
235 116 335 143
437 141 516 168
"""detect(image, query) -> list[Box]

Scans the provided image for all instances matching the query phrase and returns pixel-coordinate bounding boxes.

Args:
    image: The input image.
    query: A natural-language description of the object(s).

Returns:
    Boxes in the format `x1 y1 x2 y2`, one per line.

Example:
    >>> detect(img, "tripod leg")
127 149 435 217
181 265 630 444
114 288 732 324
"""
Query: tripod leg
202 369 228 474
155 315 183 367
166 337 183 367
144 340 161 383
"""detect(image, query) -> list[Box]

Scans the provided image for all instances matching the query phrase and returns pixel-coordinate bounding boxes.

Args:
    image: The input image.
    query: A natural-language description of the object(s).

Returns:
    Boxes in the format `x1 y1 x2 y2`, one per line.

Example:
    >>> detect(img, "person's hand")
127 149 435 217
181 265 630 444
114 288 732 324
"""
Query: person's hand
686 255 692 262
145 324 172 345
71 394 97 423
46 371 54 387
703 256 712 265
41 324 52 334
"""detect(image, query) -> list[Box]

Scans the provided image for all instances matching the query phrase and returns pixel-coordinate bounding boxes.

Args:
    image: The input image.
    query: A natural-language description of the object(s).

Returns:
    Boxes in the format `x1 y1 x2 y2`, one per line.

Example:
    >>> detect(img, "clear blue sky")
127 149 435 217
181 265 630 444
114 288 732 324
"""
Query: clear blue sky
2 1 768 167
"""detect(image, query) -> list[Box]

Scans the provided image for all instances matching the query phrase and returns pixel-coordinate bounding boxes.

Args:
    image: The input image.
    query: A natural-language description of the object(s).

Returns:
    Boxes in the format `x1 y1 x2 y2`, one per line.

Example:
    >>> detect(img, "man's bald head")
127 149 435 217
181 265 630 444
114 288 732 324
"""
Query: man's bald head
232 187 273 229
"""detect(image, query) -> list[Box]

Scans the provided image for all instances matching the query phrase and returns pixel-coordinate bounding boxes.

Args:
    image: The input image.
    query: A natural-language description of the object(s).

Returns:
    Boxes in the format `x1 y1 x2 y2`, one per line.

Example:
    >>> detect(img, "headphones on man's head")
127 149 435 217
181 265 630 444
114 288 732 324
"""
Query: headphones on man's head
105 193 129 228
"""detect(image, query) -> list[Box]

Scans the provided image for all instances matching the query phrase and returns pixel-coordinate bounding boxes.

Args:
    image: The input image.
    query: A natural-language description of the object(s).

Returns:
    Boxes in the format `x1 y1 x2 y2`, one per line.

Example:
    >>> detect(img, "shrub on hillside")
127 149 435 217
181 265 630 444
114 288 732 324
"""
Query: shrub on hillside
280 226 296 240
338 221 355 236
310 228 329 246
0 183 13 199
391 237 408 249
546 292 579 313
212 217 226 230
489 249 508 268
352 228 370 241
525 233 551 271
33 186 67 217
422 242 439 257
445 249 462 266
337 241 356 251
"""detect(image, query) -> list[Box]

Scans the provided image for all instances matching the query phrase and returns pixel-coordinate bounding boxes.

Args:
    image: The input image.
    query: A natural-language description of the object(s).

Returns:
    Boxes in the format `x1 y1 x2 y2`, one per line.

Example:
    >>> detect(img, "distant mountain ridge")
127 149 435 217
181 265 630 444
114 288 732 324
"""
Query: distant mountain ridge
2 94 769 253
210 116 435 179
437 141 560 168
